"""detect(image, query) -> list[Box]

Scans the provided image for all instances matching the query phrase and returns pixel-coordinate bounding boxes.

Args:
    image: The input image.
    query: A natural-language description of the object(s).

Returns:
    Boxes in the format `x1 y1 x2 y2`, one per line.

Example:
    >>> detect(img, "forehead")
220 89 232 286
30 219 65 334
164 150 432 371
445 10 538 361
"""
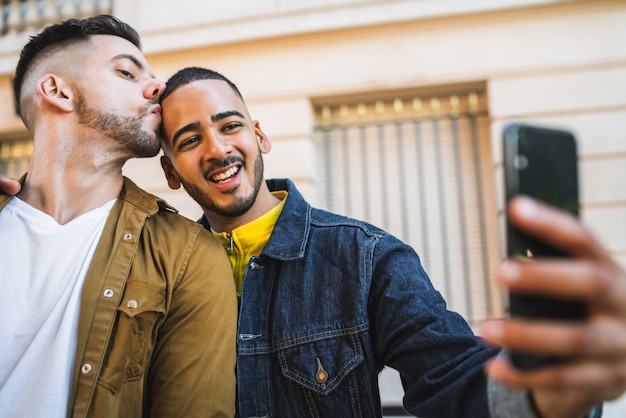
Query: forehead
87 34 149 67
164 79 241 108
162 79 246 121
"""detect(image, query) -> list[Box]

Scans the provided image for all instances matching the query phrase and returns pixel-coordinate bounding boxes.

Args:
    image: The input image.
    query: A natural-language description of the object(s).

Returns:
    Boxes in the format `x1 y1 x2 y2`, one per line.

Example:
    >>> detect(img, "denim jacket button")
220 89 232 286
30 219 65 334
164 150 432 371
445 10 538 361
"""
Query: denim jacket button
315 357 328 383
249 261 263 270
316 369 328 383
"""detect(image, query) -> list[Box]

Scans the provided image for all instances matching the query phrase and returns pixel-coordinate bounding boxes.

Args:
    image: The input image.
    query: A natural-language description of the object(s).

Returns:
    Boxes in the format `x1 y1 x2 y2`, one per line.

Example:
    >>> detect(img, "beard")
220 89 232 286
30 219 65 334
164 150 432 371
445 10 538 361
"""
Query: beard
180 149 265 218
75 90 161 158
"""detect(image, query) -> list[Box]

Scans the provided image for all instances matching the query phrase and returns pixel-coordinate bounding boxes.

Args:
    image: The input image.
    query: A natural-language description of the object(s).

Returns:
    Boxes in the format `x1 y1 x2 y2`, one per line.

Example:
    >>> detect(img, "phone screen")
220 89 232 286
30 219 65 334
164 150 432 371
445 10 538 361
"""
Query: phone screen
503 123 586 369
504 124 579 258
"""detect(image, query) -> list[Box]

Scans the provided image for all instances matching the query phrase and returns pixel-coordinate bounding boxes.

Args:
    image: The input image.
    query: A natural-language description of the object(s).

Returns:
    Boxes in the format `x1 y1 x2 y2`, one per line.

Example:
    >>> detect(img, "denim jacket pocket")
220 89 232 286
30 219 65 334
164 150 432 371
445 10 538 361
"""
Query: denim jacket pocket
98 280 166 394
278 332 365 395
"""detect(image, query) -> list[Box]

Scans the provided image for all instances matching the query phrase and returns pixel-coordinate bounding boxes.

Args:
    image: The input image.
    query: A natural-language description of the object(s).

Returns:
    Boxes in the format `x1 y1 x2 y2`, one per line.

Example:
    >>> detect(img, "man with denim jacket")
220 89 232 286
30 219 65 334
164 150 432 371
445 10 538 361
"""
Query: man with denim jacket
0 18 236 417
4 63 623 416
155 67 625 417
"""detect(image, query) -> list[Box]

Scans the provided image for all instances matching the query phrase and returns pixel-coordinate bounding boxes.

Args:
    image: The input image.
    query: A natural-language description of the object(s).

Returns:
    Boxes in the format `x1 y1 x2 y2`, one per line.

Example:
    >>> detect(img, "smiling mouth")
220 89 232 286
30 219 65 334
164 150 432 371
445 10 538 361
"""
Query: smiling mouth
210 166 240 184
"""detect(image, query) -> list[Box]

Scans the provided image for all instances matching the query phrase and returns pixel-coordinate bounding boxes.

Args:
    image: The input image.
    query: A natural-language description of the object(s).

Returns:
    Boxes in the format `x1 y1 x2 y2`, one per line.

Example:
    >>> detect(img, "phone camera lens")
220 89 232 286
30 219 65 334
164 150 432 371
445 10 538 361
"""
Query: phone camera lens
513 155 529 170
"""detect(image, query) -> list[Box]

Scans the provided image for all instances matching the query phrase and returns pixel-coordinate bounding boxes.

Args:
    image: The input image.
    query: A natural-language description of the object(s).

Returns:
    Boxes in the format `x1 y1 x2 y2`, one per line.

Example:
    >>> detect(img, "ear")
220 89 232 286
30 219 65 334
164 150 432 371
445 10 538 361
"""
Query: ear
160 155 182 190
254 120 271 154
38 74 74 112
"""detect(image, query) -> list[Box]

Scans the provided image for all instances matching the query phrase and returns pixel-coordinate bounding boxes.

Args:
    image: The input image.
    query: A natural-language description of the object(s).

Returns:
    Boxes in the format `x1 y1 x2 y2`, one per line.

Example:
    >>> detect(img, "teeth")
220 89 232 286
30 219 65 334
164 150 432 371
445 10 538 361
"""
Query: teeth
212 166 239 183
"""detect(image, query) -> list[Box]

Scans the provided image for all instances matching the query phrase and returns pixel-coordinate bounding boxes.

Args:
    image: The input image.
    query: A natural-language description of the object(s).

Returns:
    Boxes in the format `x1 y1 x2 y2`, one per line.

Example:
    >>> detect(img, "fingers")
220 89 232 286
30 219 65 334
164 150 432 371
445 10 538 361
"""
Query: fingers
0 175 21 195
481 317 626 359
489 195 626 412
496 260 626 315
502 196 626 313
498 259 611 299
485 355 626 401
482 318 586 356
508 196 609 262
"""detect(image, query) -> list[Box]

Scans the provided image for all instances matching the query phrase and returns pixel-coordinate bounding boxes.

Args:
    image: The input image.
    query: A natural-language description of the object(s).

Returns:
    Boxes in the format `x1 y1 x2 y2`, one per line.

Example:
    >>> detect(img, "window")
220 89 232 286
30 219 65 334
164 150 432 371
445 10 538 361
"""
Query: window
0 138 32 179
312 84 503 325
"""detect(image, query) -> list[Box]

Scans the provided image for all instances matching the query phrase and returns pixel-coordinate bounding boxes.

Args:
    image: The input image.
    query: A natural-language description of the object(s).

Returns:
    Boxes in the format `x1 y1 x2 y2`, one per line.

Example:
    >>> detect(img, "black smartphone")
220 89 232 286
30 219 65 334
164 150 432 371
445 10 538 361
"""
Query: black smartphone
503 123 586 370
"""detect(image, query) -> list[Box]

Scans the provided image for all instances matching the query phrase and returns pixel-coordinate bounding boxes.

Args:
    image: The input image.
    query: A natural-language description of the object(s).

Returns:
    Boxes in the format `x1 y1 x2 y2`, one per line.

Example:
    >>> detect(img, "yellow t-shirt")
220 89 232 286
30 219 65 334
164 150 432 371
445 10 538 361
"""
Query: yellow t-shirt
211 191 287 296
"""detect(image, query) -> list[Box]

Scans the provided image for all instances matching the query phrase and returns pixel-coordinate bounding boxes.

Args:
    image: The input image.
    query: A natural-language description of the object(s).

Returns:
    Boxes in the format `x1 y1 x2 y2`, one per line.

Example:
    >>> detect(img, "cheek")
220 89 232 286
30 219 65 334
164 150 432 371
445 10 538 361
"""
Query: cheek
172 154 203 178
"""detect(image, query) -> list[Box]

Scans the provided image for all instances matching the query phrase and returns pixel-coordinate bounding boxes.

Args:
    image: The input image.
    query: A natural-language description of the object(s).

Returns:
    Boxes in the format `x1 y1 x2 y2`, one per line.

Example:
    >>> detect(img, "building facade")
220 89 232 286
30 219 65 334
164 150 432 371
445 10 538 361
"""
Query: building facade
1 0 625 414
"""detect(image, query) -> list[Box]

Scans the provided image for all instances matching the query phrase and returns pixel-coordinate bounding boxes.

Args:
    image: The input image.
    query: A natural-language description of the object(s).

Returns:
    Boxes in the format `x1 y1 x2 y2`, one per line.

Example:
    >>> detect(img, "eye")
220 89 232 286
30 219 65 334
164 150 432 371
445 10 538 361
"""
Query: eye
223 122 242 132
178 136 200 151
118 69 135 79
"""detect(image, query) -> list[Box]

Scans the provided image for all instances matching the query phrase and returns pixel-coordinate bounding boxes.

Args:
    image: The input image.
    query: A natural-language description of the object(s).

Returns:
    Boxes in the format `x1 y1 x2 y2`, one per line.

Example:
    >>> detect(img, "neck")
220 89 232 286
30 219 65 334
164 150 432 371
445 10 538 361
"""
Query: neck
204 182 281 233
18 142 125 225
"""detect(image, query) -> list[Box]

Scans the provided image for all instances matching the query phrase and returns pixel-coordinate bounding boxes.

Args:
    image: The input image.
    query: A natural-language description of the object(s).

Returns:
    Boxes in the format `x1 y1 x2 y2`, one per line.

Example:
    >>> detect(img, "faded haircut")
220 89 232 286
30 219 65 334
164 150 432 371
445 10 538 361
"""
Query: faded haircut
13 14 141 119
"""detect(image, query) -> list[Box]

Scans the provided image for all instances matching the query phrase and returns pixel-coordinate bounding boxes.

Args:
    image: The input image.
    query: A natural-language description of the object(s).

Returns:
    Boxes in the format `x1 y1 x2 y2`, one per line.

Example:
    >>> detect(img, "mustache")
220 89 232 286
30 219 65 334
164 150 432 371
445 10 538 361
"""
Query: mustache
203 155 243 177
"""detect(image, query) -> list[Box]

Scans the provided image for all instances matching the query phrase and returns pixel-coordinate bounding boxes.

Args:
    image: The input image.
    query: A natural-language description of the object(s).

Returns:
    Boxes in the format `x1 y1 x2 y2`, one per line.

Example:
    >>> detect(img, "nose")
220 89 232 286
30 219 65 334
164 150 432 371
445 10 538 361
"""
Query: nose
145 78 166 100
203 133 231 162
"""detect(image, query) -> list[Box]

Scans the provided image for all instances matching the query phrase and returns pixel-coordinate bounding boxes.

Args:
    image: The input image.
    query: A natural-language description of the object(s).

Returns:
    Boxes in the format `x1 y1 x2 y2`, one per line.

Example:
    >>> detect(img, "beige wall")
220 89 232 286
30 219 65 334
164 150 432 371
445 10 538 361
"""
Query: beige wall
117 3 626 412
133 0 626 266
1 0 626 412
1 0 624 257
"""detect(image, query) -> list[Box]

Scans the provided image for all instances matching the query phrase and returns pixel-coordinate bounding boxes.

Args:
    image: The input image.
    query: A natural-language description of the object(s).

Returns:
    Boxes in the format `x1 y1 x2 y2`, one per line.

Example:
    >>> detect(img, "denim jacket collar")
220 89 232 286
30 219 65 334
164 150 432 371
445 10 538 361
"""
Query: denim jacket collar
198 178 310 261
262 178 310 261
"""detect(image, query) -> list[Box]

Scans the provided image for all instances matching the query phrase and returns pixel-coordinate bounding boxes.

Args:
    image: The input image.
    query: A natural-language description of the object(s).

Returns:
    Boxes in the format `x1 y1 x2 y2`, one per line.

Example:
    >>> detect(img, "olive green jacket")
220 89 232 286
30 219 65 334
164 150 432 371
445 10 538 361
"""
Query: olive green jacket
0 177 237 418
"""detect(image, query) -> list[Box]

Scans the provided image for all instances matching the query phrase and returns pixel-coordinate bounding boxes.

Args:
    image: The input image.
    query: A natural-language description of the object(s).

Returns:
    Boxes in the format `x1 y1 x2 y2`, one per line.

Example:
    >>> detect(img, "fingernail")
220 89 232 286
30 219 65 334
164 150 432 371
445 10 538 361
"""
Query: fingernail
516 196 539 219
499 260 521 283
481 320 504 341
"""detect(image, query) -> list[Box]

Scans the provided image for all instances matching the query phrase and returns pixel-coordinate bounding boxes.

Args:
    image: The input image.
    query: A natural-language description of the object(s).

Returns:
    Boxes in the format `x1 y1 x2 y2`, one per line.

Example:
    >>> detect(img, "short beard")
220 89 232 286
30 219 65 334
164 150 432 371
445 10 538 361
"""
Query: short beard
75 90 160 158
181 149 265 218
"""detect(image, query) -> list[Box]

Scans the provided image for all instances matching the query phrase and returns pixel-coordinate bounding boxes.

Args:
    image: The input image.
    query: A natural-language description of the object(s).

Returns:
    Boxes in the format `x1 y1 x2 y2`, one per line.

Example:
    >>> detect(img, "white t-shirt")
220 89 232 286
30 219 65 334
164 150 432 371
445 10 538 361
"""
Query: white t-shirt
0 197 115 417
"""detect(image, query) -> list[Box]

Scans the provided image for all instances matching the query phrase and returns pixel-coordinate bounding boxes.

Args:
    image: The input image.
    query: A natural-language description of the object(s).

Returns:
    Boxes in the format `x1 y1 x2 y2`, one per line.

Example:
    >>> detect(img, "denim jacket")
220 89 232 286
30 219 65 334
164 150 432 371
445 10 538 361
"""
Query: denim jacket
203 178 500 417
200 178 605 418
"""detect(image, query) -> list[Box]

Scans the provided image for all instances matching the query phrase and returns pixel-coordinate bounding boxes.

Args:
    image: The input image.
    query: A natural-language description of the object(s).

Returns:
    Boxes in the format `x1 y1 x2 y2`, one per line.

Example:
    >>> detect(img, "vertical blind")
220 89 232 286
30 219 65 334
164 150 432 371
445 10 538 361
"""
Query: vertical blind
313 89 503 325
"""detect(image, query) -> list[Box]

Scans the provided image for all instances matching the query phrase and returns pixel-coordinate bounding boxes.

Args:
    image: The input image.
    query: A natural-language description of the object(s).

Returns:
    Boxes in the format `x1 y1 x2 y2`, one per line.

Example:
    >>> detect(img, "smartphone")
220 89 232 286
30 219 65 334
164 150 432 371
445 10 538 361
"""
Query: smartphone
503 123 586 370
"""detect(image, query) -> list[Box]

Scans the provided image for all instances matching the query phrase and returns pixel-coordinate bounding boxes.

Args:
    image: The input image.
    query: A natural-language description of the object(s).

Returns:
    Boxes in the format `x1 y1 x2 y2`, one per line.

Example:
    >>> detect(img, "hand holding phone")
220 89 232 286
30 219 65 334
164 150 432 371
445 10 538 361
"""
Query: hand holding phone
503 123 586 370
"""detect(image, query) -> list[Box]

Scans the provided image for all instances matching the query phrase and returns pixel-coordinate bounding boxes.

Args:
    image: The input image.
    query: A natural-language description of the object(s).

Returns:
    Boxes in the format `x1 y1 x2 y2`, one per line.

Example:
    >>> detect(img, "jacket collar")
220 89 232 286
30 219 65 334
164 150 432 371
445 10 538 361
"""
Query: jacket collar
120 177 177 216
263 178 310 260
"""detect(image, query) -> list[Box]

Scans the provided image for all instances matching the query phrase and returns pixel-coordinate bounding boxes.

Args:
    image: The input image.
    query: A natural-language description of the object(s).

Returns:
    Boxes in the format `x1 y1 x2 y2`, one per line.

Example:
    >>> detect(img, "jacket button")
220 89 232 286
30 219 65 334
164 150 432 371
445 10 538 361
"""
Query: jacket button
316 369 328 384
127 299 138 309
249 261 264 270
315 357 328 383
81 363 92 374
123 233 133 241
103 289 114 298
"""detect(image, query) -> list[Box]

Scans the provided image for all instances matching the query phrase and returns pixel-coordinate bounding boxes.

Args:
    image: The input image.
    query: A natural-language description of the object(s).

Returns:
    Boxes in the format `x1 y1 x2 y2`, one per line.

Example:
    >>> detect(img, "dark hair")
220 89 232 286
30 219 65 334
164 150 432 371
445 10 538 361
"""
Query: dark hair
160 67 244 103
13 14 141 118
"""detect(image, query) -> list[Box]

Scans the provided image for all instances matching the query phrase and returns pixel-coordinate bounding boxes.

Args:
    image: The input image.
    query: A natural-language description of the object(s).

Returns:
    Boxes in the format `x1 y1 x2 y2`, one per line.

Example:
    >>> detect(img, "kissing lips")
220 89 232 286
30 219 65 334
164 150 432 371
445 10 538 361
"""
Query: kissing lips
150 104 162 117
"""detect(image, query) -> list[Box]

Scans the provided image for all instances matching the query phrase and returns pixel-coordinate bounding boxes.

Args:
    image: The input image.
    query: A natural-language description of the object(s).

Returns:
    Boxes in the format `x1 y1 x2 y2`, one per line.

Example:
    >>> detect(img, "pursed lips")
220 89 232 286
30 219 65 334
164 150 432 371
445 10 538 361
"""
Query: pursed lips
150 104 162 118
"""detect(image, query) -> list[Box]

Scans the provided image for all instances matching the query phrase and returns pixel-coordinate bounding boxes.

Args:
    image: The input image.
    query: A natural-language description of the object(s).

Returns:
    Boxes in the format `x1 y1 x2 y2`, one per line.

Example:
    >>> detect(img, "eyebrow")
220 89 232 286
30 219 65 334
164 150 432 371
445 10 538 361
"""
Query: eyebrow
171 110 246 148
211 110 245 123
